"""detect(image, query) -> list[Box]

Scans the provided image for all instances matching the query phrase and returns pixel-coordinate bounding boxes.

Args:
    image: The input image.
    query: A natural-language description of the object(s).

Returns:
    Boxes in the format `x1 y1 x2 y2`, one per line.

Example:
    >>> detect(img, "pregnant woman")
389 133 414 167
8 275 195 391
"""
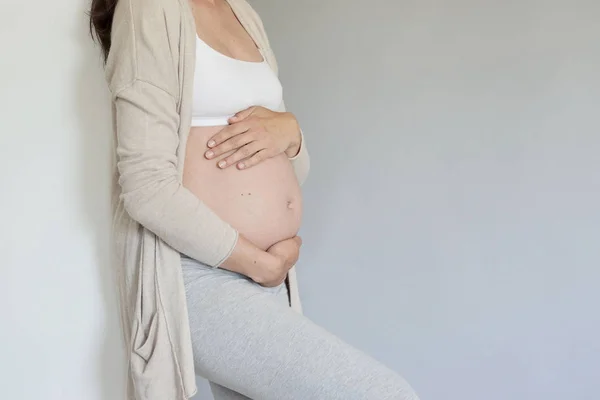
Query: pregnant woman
90 0 420 399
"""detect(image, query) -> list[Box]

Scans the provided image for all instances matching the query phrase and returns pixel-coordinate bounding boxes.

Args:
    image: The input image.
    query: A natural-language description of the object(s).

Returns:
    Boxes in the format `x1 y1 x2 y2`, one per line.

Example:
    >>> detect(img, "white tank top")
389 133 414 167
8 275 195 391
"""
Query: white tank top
191 35 283 127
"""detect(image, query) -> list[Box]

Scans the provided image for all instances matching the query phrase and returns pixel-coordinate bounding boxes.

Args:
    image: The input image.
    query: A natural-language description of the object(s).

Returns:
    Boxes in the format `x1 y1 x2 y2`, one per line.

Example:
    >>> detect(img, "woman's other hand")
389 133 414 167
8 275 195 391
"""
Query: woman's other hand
204 106 302 170
253 236 302 287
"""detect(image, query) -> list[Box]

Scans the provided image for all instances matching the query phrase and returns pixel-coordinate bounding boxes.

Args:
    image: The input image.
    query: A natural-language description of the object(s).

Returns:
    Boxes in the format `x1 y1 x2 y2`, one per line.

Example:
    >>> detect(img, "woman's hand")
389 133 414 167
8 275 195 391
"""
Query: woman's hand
204 106 302 170
252 236 302 287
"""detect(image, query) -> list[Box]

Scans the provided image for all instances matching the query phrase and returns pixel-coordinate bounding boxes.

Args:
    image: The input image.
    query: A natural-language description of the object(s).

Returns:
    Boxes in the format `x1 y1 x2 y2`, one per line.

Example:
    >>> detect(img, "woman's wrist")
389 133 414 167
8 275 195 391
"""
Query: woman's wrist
245 255 280 285
240 251 280 284
218 235 279 282
283 112 302 158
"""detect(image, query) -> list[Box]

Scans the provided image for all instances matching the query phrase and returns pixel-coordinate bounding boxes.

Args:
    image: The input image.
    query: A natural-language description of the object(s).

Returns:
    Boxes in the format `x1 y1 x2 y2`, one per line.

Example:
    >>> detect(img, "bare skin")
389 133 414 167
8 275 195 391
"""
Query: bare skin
185 0 303 287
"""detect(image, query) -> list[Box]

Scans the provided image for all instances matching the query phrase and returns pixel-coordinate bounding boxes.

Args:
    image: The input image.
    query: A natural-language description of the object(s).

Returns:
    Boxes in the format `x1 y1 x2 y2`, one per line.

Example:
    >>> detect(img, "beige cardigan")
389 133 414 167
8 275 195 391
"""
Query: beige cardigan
104 0 310 398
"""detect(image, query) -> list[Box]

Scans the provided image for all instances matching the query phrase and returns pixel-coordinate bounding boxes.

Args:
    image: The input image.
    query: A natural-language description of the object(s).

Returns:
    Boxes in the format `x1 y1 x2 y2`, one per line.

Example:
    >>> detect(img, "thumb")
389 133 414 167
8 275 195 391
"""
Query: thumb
294 236 303 246
229 106 256 123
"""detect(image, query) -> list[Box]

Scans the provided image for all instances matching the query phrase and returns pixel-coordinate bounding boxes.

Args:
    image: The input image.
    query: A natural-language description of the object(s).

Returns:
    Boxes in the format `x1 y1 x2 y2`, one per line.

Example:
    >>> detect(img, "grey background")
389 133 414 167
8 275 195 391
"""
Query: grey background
194 0 600 399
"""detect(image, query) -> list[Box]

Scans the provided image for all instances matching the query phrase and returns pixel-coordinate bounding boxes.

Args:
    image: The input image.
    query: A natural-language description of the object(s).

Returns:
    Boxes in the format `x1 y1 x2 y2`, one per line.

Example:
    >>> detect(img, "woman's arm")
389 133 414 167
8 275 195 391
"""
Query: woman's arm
107 0 305 276
106 0 282 272
114 81 298 280
113 81 238 266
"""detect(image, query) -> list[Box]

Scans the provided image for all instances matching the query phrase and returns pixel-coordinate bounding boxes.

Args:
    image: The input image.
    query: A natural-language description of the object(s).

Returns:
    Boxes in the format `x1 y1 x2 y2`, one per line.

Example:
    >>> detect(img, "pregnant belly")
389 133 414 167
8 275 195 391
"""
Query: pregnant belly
183 126 303 250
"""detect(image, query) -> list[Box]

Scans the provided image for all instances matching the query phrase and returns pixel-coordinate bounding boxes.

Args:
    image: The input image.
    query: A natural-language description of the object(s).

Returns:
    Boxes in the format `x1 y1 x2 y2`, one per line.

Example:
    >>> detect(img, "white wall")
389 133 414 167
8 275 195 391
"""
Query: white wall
1 1 125 399
2 1 598 400
235 1 598 400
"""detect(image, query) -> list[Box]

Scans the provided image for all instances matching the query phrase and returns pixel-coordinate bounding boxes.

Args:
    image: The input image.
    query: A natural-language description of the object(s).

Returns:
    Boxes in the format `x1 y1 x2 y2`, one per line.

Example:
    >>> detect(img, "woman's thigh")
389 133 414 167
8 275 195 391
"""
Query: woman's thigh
182 257 419 400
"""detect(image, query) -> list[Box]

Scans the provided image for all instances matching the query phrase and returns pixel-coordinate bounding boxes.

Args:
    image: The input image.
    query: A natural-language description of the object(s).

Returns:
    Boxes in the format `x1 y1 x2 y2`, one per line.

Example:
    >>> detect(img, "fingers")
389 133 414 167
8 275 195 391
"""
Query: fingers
228 106 257 124
236 148 276 170
205 129 256 162
294 236 303 246
207 121 250 149
220 142 266 170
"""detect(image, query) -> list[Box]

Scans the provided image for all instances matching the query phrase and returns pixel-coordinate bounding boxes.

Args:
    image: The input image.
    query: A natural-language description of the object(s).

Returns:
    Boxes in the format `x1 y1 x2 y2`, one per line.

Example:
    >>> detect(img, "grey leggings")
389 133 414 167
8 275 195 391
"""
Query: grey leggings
181 255 420 400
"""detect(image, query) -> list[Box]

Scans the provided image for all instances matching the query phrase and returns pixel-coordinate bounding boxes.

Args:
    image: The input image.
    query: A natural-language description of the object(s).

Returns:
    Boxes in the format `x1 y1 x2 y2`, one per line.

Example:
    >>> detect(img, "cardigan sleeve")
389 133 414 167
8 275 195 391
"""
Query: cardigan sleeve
113 81 239 267
107 0 238 267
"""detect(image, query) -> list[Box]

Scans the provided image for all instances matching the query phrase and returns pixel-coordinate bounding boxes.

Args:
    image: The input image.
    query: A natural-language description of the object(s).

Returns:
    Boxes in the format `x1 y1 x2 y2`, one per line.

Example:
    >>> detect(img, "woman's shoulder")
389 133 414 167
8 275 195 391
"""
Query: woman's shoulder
106 0 185 95
112 0 183 27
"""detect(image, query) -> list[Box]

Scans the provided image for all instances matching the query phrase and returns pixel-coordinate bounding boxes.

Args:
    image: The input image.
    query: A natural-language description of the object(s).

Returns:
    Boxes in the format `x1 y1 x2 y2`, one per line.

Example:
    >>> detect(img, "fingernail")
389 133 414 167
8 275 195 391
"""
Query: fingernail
205 150 214 159
218 160 227 168
208 140 215 147
238 162 245 169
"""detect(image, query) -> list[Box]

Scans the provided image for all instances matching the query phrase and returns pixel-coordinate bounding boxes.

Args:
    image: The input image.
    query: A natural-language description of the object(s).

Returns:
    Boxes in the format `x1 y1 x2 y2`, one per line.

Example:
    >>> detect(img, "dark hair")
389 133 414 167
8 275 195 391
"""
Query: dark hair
89 0 119 62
